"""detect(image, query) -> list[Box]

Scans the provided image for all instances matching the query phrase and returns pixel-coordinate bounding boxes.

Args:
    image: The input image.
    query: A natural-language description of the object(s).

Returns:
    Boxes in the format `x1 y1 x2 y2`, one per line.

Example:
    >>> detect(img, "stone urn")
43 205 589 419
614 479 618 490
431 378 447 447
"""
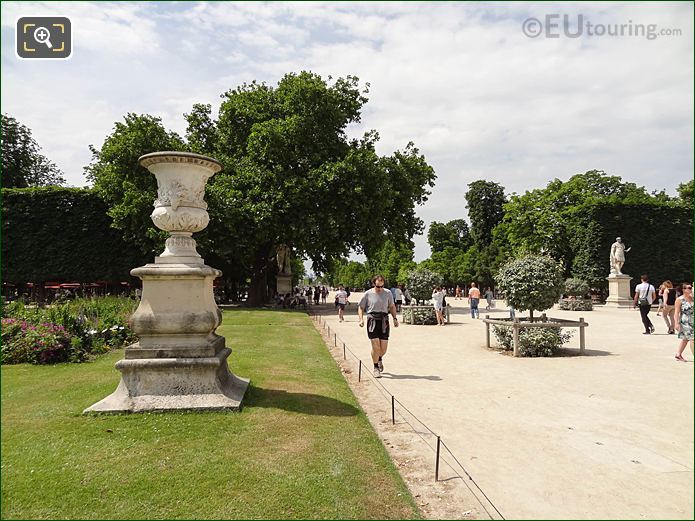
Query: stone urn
84 151 249 413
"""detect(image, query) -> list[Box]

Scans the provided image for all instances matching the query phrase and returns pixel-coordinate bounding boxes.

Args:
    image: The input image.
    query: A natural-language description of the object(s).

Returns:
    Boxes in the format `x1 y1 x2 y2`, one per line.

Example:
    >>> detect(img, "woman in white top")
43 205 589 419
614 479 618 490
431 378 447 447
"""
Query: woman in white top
432 287 446 326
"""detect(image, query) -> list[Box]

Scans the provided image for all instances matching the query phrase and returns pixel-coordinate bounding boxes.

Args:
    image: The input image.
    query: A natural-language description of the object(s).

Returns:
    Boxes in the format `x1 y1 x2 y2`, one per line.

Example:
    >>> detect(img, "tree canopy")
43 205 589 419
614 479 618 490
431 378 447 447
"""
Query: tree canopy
86 72 436 304
1 114 66 188
427 219 472 253
465 180 506 248
496 254 564 321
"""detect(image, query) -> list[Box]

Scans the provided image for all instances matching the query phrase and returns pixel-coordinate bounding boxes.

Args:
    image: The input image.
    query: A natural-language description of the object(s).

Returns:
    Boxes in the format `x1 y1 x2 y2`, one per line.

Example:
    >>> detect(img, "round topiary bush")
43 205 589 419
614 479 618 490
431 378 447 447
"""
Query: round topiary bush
495 254 564 322
564 277 590 298
406 268 443 305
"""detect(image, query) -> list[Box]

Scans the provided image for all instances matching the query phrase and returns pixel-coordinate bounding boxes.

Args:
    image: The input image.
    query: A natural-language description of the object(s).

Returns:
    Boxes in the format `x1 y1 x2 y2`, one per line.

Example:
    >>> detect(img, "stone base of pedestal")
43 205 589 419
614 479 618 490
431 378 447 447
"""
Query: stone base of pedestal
277 274 292 295
605 274 633 308
83 346 249 414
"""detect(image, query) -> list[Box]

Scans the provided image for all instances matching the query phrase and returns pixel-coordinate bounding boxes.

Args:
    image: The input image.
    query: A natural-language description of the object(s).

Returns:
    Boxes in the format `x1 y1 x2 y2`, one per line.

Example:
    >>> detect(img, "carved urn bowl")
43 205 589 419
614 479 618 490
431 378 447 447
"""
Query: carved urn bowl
139 151 222 234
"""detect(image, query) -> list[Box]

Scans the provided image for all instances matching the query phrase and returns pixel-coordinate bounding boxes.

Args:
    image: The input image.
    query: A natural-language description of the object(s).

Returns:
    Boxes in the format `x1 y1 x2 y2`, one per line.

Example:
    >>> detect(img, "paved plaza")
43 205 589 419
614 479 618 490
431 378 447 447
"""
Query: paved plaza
318 293 694 519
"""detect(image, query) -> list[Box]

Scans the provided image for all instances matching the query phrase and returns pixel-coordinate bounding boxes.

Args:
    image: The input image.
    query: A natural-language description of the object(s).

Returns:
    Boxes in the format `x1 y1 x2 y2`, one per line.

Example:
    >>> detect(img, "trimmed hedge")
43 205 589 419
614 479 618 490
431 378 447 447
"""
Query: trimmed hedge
2 187 149 284
570 202 692 291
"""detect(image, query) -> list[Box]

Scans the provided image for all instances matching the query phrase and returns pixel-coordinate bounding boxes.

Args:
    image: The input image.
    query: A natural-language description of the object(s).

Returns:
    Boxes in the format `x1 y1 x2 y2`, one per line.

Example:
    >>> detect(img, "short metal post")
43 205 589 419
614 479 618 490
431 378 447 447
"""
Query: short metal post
391 396 395 425
579 317 586 354
435 436 441 481
485 315 490 348
334 333 337 346
358 360 362 382
513 318 520 357
343 342 346 360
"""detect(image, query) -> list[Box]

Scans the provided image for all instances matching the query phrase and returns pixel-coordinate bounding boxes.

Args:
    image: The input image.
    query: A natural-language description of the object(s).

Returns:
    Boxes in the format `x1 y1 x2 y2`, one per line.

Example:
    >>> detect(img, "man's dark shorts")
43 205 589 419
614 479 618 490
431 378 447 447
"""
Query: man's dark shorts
338 303 345 311
367 316 390 340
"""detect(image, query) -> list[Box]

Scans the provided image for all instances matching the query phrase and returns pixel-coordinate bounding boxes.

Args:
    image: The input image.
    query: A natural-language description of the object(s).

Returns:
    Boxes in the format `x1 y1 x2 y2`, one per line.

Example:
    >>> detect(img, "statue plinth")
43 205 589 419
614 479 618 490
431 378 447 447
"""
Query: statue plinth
85 152 249 414
276 274 292 295
605 274 633 308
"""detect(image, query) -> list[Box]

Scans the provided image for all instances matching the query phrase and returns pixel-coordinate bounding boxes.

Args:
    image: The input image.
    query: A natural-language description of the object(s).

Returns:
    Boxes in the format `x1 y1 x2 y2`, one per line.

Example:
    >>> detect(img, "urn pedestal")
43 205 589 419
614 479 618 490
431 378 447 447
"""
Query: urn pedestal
85 152 249 413
605 274 633 308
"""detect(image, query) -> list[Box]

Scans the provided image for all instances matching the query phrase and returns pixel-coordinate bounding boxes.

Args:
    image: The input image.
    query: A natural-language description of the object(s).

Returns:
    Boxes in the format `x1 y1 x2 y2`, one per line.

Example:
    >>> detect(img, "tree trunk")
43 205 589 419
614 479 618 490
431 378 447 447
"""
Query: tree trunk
37 281 46 307
529 309 534 323
247 249 270 307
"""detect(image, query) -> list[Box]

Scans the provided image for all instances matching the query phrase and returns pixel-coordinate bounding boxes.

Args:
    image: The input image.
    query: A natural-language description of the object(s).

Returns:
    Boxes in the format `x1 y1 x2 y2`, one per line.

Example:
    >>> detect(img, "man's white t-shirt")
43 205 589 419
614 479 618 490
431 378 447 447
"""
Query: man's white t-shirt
635 282 655 304
394 288 403 301
336 289 348 305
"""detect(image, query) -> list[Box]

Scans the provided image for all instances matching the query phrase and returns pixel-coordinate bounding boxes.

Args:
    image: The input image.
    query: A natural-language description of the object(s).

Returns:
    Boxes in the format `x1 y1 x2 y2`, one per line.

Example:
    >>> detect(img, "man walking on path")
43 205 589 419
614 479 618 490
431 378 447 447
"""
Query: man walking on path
633 274 656 334
335 284 349 322
358 275 399 378
469 282 481 319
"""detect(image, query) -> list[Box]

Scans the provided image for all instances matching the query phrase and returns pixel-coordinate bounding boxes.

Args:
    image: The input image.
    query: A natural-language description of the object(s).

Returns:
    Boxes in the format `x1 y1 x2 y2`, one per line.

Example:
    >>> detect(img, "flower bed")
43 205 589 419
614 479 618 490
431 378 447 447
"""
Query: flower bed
1 296 137 364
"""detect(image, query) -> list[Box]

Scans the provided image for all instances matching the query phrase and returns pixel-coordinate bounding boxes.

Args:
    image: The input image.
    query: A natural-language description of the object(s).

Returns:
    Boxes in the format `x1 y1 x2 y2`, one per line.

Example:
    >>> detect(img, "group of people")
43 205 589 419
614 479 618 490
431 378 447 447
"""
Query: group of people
633 274 694 361
335 272 693 381
276 285 330 308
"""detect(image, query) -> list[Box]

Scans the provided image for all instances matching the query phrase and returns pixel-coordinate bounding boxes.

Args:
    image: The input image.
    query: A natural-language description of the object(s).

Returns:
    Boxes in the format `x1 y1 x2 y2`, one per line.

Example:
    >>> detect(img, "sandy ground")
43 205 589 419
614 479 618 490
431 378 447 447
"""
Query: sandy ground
311 292 694 520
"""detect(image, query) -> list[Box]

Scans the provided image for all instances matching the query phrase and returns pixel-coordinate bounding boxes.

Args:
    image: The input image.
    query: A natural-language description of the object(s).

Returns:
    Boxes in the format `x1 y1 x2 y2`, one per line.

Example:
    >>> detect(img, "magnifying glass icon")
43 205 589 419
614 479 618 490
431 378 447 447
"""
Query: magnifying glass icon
33 26 53 49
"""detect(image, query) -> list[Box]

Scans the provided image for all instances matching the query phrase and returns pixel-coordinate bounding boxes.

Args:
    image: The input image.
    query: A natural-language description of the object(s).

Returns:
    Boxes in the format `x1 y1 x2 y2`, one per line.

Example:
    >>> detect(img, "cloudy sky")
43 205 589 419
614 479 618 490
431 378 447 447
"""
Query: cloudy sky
2 1 692 261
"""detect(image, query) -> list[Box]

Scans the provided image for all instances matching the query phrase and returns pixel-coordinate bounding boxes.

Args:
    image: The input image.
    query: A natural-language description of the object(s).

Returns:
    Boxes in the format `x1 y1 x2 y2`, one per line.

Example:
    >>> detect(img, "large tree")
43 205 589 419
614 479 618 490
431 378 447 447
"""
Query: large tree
677 179 693 209
185 72 435 304
87 73 435 305
366 239 416 287
1 114 66 188
85 113 187 256
427 219 472 253
496 170 663 274
465 180 506 248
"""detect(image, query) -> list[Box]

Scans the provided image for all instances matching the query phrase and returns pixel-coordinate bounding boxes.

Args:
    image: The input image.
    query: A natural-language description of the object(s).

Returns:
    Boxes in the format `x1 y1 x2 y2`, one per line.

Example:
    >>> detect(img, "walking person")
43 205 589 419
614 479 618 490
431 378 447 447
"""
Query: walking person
468 282 481 319
484 286 494 310
314 285 320 305
432 286 446 326
321 286 328 304
661 280 677 334
394 285 404 313
403 286 412 306
674 283 694 362
358 275 398 378
455 285 462 300
633 274 656 334
656 283 665 316
335 284 349 322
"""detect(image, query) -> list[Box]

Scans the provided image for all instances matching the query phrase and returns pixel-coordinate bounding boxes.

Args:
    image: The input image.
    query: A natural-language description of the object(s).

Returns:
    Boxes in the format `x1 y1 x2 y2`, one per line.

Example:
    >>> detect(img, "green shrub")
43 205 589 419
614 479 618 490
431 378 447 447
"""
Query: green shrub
496 255 564 321
406 268 443 304
564 278 589 298
558 299 593 311
492 323 573 357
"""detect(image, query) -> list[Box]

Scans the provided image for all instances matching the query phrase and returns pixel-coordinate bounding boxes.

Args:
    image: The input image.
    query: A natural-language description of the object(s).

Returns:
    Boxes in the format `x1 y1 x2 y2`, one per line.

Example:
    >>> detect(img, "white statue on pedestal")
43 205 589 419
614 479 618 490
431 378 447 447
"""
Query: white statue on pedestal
609 237 631 276
276 244 291 275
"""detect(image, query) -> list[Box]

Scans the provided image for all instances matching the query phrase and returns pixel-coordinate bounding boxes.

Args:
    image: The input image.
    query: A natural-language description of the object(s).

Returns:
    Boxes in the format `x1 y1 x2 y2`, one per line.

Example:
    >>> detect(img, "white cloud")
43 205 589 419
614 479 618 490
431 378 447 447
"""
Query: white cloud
2 1 692 261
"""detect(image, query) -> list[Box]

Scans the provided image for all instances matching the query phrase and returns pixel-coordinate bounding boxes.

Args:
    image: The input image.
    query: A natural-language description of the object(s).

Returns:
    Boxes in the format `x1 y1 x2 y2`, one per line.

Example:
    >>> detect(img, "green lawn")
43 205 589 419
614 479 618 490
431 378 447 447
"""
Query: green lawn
1 309 420 519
